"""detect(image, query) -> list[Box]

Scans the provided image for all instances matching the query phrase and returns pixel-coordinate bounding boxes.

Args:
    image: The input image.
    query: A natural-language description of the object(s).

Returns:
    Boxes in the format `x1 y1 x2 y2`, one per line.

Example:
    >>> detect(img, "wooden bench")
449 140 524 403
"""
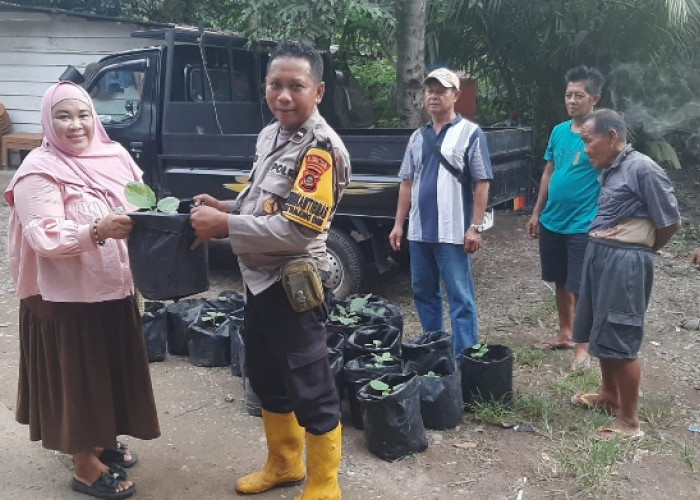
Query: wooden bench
1 133 43 169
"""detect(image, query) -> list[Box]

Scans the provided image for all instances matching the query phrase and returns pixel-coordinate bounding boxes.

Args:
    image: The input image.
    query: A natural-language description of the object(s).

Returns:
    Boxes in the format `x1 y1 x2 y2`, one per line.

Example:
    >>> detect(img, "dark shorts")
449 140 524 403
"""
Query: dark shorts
573 239 654 359
538 224 589 294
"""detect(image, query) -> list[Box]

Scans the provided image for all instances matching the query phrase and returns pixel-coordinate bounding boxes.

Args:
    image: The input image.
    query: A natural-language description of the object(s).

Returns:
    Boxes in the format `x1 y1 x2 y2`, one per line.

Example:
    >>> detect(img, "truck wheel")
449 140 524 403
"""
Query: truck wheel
326 228 365 300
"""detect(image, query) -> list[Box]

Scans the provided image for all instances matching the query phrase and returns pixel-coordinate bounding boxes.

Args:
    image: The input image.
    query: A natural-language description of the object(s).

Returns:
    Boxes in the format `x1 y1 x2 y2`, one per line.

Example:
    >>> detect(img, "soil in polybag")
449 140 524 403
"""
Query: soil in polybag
418 366 463 430
343 354 403 429
165 298 206 355
128 201 209 300
188 311 232 367
357 372 428 462
459 344 513 409
142 301 167 362
345 323 401 362
402 330 456 375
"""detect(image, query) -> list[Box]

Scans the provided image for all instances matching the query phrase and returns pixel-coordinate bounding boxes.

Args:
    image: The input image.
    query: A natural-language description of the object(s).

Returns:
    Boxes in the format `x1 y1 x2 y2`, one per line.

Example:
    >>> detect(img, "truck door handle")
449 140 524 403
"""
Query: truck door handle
129 142 143 160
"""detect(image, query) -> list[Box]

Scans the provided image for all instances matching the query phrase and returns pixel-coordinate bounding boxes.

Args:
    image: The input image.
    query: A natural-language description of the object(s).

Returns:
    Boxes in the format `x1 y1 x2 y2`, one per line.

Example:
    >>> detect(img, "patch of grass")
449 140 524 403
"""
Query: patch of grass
556 436 628 494
638 401 677 428
513 347 549 369
675 440 697 472
549 369 603 399
665 222 700 254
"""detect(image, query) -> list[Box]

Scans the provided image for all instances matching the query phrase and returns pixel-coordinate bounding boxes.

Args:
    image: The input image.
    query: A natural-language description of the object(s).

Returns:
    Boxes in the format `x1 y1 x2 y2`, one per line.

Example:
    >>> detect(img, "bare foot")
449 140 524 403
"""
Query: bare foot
595 418 643 440
694 383 700 390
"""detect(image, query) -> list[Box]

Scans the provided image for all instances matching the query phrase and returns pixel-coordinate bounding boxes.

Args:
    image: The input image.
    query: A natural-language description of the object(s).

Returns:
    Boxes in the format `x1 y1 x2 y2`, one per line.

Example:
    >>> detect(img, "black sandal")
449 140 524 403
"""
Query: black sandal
71 471 136 500
99 441 138 468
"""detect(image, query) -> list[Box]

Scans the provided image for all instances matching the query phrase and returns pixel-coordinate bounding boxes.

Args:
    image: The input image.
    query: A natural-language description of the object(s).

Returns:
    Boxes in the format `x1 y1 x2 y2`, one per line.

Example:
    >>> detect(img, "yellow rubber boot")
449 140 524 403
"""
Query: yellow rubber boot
235 410 306 494
295 424 342 500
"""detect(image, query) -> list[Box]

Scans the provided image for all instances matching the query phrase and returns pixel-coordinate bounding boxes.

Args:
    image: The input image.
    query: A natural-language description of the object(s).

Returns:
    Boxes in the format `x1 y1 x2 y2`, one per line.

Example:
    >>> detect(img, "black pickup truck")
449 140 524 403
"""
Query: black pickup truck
67 27 533 298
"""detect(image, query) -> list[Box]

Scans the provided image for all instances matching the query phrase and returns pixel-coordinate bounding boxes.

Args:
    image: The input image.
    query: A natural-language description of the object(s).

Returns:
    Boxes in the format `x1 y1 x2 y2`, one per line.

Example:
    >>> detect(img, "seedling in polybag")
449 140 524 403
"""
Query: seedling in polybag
369 379 406 396
365 339 382 349
328 305 362 325
371 352 394 367
348 293 386 317
201 311 227 329
125 181 180 214
470 343 489 359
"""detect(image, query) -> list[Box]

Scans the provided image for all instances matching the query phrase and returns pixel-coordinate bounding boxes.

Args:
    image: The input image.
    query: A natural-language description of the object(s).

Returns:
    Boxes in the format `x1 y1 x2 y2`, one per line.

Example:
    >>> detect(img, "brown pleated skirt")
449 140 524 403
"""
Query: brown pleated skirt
16 295 161 454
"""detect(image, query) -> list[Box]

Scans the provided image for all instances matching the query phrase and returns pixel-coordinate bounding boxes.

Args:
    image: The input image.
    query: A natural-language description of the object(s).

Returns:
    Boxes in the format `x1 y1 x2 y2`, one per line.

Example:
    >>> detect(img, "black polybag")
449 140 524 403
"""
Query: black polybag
357 372 428 462
345 323 401 362
418 367 463 430
165 298 205 355
343 354 402 429
459 344 514 408
128 200 209 300
402 330 456 375
187 310 232 367
142 301 167 362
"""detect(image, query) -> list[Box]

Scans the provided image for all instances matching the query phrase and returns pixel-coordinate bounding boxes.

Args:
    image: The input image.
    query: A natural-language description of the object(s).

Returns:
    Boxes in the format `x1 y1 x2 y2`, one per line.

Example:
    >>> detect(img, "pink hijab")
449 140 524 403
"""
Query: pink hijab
4 81 142 208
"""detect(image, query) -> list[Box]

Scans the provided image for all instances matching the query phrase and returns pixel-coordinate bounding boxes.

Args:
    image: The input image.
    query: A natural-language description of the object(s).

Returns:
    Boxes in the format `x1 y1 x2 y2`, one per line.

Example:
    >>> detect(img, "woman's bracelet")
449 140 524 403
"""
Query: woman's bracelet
92 218 106 246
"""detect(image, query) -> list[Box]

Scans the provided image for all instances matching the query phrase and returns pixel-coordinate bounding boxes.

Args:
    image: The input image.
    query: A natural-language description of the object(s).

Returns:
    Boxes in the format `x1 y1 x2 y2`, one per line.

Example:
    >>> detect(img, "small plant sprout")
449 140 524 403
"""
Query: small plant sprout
371 352 394 367
369 379 406 396
328 305 361 326
201 311 227 329
470 343 490 359
424 371 439 378
125 181 180 214
348 293 386 317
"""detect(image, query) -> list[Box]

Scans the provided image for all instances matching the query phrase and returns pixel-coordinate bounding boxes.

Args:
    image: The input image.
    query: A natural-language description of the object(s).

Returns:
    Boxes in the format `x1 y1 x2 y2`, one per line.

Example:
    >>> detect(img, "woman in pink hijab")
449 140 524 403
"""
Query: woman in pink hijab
5 81 159 499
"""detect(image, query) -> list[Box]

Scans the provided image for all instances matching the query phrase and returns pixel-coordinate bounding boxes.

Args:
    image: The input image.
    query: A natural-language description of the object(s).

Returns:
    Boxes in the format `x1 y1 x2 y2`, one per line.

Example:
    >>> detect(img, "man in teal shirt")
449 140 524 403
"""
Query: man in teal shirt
527 65 604 371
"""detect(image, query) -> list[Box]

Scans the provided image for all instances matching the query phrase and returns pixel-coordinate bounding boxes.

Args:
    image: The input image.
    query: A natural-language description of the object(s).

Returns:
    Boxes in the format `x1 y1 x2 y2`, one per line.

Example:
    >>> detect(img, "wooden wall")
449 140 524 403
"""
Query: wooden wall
0 9 162 138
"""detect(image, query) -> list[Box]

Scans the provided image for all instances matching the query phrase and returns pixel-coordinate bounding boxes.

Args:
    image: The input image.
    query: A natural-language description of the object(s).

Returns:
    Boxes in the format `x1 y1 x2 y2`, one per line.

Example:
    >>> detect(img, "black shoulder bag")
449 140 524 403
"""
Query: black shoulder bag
420 126 472 192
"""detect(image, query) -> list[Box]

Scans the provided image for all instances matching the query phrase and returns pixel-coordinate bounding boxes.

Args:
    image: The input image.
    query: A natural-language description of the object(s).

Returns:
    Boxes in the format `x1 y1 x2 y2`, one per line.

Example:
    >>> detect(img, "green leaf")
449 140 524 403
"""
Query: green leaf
124 181 156 210
369 380 389 392
157 196 180 214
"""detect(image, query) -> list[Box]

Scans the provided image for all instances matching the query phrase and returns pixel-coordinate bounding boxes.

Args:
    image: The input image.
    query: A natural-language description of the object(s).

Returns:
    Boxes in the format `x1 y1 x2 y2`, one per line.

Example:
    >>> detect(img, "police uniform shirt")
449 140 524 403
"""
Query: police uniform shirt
226 110 351 295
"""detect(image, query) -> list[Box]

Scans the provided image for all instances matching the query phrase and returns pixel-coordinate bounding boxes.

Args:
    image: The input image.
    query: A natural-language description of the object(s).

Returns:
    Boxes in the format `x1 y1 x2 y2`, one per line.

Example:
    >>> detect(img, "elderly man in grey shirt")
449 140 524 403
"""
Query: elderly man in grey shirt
570 109 680 440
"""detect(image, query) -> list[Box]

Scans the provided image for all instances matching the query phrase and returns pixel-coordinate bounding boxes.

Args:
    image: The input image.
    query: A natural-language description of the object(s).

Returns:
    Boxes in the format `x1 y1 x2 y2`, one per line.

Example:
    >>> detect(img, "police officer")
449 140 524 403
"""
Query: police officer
190 41 349 500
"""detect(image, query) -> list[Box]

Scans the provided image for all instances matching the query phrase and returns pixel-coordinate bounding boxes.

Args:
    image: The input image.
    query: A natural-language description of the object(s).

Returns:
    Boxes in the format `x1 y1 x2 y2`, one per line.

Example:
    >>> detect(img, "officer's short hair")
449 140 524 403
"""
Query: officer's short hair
268 41 324 83
584 108 627 141
565 65 604 96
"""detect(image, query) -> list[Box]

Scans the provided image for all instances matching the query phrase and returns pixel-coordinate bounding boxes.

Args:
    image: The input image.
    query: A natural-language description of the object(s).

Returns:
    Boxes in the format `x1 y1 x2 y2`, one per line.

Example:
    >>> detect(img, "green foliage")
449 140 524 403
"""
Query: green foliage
201 310 227 329
369 379 405 396
346 56 398 127
371 352 394 367
328 305 362 325
124 182 179 214
469 343 490 359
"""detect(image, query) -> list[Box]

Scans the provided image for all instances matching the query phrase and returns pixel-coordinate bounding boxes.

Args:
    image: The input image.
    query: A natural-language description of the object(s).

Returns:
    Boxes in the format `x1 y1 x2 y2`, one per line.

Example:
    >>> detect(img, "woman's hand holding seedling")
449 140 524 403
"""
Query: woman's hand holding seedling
190 193 230 249
97 213 134 240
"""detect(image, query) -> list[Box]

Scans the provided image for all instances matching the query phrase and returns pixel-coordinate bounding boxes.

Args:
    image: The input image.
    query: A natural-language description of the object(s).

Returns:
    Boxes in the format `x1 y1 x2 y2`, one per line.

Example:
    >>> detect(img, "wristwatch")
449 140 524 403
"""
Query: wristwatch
470 224 485 233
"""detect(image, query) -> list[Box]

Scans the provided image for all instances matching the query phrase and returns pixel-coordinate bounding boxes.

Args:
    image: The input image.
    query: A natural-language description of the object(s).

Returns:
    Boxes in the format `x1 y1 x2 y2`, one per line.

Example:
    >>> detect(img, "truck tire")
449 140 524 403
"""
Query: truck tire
326 228 365 300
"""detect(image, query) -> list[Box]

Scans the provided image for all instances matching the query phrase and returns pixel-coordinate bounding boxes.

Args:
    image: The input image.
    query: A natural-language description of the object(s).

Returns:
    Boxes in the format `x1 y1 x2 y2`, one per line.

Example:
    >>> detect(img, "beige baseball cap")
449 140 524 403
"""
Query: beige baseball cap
424 68 460 91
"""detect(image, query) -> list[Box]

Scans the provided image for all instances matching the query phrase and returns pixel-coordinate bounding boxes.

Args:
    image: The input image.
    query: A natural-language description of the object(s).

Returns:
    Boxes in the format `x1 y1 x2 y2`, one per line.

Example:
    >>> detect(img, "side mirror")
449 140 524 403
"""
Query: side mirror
59 65 85 85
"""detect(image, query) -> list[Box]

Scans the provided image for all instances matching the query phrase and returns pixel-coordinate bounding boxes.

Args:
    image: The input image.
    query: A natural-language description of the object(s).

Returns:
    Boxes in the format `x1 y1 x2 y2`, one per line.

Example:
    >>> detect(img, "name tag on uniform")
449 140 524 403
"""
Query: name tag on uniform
282 147 334 232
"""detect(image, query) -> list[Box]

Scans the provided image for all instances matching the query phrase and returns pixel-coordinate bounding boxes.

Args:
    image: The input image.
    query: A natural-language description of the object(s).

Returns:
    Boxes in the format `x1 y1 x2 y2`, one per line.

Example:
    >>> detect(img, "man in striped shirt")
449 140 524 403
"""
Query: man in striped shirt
389 68 493 357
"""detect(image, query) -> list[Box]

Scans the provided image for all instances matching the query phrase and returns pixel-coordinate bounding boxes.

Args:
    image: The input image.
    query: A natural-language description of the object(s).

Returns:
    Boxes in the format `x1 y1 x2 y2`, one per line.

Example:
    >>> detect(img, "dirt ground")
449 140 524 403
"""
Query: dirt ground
1 168 699 499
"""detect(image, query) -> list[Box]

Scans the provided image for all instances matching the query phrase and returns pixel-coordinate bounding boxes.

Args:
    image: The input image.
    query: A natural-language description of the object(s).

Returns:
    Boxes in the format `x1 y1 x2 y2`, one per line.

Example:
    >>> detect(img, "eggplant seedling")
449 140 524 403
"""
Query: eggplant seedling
125 181 180 214
369 379 406 397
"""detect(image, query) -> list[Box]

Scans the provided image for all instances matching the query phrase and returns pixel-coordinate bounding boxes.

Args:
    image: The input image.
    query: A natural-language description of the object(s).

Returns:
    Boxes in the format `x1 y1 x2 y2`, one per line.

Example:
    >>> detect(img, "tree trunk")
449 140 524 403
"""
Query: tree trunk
395 0 426 128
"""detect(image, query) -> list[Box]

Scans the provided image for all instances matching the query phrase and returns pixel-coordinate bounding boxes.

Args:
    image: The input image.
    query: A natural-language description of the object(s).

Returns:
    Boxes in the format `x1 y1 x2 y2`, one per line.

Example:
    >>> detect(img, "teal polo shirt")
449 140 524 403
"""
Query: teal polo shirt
540 120 600 234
